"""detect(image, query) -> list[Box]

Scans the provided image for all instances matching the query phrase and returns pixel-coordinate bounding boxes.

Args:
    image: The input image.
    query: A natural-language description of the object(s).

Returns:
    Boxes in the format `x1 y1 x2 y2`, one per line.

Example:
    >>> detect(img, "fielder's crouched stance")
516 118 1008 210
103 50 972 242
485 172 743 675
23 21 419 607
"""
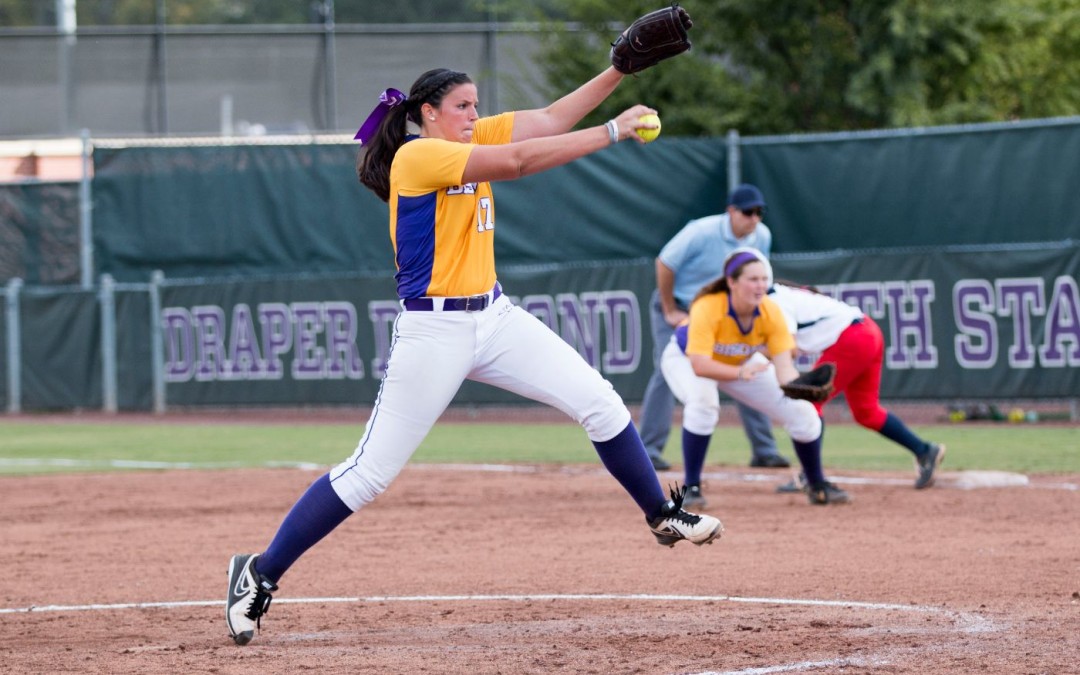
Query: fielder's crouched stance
226 5 720 647
660 248 851 509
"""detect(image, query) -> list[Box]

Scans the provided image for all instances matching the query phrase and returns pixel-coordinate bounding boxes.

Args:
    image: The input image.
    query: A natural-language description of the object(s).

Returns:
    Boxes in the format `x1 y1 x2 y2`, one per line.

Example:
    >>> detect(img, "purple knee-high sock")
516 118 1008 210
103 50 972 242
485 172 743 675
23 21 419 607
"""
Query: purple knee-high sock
792 433 826 486
254 473 353 584
681 428 711 487
592 422 668 519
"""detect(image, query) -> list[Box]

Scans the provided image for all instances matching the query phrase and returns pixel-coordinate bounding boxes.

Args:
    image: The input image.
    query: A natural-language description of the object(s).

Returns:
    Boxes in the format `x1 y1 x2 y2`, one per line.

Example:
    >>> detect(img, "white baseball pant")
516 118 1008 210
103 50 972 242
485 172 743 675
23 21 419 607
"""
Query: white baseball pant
328 294 632 511
660 341 821 442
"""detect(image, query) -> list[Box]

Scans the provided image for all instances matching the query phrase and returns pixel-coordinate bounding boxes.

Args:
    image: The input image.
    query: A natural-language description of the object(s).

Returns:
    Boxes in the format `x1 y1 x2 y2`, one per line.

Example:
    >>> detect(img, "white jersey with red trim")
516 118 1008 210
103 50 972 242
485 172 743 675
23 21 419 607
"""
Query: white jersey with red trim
768 284 863 354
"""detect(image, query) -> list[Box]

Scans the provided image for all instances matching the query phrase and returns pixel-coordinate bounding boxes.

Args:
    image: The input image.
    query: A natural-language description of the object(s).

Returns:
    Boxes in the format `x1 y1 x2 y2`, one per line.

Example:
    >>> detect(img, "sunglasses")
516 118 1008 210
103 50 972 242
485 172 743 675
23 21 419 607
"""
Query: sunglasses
740 207 763 218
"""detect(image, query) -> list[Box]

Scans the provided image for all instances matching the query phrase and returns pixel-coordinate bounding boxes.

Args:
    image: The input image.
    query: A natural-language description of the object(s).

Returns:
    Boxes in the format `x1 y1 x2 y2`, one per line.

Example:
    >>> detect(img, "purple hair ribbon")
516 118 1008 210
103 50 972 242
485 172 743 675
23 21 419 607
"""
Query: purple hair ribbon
353 87 407 144
724 251 762 278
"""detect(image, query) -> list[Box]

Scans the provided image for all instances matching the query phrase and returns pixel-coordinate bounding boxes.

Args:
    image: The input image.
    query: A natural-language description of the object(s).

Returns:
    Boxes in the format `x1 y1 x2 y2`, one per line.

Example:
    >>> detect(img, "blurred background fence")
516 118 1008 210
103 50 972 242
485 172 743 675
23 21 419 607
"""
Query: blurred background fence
0 21 549 138
2 117 1079 413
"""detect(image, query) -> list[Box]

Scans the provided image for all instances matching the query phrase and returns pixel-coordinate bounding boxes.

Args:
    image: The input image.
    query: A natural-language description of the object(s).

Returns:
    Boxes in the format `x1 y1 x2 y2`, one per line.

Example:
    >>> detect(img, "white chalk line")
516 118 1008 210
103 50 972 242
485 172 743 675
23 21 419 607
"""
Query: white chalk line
686 655 890 675
1 458 1074 491
0 592 991 631
0 457 326 470
0 592 998 673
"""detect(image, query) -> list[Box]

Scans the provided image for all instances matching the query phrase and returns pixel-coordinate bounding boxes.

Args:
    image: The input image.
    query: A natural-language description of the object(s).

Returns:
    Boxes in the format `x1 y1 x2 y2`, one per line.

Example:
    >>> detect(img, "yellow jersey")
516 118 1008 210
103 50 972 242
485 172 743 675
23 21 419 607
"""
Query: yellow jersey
388 112 515 299
680 292 795 366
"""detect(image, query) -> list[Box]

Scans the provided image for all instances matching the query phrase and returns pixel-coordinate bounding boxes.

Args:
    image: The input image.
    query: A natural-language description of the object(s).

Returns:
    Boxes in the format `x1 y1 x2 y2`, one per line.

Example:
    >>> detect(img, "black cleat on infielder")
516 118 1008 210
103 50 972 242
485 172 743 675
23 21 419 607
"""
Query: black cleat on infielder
805 480 851 505
681 484 707 509
647 485 723 547
226 553 278 646
914 443 946 489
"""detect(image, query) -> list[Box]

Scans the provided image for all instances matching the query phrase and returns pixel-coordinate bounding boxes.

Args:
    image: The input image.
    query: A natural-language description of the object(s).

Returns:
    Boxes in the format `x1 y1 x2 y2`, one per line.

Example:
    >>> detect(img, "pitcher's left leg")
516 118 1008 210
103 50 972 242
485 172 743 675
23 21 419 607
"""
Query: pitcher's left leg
471 302 722 546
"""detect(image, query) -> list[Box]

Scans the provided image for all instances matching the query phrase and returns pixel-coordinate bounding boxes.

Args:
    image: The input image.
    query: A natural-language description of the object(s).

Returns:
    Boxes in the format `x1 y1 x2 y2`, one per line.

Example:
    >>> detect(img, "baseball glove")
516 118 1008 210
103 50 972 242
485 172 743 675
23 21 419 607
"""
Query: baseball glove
781 363 836 403
610 3 694 75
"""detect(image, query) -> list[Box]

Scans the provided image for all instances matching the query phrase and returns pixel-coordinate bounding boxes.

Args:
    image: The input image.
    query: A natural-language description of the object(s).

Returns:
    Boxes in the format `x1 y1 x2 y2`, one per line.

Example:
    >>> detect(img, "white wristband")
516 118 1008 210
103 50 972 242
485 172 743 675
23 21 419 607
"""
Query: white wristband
605 119 619 145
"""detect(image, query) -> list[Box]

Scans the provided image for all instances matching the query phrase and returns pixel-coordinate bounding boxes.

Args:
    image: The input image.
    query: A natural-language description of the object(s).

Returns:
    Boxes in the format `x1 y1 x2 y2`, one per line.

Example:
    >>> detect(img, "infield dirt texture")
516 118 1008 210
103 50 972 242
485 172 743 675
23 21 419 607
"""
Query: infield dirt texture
1 419 1078 673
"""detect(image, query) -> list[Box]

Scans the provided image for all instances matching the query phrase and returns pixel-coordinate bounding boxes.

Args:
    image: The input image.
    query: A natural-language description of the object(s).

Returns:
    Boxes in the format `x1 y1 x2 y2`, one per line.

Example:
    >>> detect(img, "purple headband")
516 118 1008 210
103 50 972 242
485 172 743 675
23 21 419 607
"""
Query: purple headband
354 88 407 145
724 251 762 278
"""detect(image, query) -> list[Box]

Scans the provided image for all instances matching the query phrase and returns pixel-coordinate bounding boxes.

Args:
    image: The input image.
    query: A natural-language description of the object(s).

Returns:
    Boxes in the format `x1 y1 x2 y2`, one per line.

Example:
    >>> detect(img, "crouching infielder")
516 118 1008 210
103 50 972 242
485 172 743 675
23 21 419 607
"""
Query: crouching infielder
661 247 849 506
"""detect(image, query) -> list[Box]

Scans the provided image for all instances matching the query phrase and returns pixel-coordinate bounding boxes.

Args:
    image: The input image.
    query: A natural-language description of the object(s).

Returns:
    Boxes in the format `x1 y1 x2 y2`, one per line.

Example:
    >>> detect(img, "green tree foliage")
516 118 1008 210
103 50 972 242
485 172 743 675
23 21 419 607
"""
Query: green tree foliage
4 0 1076 132
526 0 1080 135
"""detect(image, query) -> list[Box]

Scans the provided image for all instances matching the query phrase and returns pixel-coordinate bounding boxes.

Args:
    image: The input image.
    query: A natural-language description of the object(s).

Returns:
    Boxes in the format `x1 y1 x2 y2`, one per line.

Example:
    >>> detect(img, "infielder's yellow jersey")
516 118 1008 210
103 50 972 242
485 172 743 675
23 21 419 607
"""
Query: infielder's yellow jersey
682 292 795 366
388 112 515 299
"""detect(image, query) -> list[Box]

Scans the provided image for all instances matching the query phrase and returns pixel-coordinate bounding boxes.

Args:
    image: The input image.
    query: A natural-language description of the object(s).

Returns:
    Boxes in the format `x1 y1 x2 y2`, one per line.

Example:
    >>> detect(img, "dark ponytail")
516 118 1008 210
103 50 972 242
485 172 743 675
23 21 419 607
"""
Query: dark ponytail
357 68 473 203
692 276 731 305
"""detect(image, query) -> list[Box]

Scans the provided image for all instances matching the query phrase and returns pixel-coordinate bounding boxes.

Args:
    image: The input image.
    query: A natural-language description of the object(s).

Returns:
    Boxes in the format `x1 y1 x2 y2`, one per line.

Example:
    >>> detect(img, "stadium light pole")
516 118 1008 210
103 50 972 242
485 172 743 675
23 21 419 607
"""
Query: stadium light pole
322 0 338 131
153 0 168 133
483 1 498 117
56 0 76 134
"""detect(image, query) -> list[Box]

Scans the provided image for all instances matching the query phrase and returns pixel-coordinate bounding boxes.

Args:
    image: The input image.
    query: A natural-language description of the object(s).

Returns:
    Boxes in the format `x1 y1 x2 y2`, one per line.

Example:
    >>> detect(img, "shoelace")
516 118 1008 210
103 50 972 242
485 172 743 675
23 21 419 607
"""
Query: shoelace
661 483 701 525
667 509 702 525
244 587 274 627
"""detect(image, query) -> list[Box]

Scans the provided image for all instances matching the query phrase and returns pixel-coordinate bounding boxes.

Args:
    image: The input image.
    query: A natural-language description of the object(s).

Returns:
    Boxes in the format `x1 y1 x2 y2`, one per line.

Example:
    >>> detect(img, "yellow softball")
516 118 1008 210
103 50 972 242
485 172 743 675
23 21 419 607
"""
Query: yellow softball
636 114 661 143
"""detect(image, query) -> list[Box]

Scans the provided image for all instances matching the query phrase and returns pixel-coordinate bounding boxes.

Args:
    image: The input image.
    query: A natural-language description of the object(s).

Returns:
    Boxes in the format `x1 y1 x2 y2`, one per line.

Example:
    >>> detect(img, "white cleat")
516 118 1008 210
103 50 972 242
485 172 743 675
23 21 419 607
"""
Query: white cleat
647 486 724 547
226 553 277 646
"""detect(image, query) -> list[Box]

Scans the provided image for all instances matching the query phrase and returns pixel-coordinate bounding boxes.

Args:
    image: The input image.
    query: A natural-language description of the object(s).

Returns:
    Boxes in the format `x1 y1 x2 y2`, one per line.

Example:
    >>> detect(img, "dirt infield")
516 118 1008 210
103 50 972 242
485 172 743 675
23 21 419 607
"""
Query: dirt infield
2 456 1078 674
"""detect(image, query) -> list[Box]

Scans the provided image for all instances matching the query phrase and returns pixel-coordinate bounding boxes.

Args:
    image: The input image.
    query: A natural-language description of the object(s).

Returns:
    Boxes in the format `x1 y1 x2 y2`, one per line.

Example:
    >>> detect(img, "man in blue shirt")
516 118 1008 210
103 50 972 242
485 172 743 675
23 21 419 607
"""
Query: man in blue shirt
638 184 790 471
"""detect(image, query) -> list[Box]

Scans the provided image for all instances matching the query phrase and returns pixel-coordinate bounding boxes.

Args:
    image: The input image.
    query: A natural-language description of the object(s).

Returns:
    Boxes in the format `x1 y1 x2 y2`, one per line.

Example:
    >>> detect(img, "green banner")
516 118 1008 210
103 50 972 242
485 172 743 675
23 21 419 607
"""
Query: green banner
158 264 654 406
153 244 1078 408
773 243 1080 398
4 244 1077 411
20 288 101 409
91 139 727 282
0 293 7 411
745 120 1080 252
116 289 154 410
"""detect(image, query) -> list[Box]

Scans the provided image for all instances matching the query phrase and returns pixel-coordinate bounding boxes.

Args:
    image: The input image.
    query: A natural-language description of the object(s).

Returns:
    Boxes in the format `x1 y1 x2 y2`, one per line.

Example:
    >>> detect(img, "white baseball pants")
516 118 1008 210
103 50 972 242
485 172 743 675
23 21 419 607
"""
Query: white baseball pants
660 341 821 443
328 294 631 510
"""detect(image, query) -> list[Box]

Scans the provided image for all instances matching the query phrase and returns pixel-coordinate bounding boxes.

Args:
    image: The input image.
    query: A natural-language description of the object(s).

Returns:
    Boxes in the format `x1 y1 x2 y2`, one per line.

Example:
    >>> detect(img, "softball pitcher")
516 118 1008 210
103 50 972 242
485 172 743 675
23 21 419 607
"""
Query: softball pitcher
660 248 850 509
225 9 721 647
768 282 945 490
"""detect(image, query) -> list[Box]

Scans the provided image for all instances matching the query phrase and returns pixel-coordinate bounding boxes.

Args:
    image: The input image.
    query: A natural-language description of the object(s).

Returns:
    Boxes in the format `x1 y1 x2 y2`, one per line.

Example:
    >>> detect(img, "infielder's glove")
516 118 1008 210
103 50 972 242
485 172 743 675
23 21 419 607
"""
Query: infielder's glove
781 363 836 403
610 3 694 75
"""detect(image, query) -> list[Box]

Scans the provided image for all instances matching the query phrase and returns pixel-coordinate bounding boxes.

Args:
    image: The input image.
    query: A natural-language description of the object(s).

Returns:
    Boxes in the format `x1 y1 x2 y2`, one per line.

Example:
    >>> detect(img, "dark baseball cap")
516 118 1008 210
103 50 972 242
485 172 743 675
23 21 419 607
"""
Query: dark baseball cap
728 183 766 210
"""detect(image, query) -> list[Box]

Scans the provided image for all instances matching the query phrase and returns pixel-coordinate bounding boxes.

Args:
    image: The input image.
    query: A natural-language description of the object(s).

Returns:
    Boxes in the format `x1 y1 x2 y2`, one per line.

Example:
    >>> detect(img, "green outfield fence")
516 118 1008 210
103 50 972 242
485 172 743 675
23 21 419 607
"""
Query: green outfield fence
2 118 1080 413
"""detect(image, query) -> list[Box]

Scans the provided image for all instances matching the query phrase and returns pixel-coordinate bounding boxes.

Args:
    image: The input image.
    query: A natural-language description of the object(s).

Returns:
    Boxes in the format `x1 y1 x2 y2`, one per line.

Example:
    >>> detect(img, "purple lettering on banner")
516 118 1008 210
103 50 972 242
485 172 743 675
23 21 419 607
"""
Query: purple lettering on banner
882 281 938 369
367 301 401 378
192 305 227 381
323 302 364 380
291 302 325 379
258 303 292 380
224 304 265 380
836 283 885 319
161 307 195 383
996 278 1044 368
521 295 558 331
953 280 997 368
600 291 640 374
557 293 599 368
1038 275 1080 366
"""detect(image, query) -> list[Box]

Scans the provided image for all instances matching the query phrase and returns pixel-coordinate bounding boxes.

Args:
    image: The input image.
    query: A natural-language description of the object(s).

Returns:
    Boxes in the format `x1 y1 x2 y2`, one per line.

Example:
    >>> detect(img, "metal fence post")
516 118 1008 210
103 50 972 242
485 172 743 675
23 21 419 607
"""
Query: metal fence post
726 128 741 194
321 0 337 130
149 270 166 414
5 278 23 413
79 128 93 289
99 274 117 413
